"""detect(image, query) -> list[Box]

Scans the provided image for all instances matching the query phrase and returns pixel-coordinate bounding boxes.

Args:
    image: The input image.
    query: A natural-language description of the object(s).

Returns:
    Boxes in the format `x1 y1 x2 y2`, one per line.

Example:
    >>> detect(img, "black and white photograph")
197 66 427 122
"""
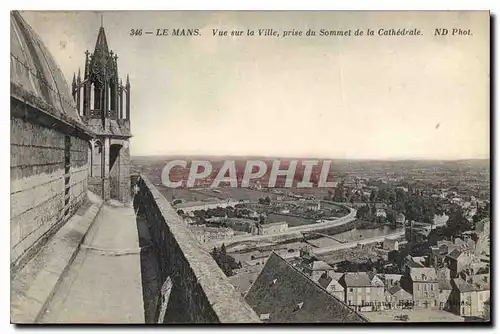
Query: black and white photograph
9 9 491 325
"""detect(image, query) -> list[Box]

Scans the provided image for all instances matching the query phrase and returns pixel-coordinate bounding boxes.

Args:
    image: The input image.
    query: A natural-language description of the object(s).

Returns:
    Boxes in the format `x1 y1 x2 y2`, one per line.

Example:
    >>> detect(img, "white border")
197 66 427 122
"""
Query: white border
2 1 498 334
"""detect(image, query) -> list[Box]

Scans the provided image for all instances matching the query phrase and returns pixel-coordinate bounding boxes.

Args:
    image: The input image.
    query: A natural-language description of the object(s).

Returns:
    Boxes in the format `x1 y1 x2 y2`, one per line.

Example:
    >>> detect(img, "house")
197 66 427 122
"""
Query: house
317 272 345 301
244 252 367 323
386 285 413 309
429 243 453 268
396 213 406 225
375 208 387 218
367 272 385 288
401 255 424 273
437 279 453 311
449 278 490 318
189 225 234 243
383 237 399 251
383 274 403 290
437 240 460 255
256 221 288 235
474 218 490 258
446 249 474 278
302 260 335 281
339 272 385 312
400 267 439 308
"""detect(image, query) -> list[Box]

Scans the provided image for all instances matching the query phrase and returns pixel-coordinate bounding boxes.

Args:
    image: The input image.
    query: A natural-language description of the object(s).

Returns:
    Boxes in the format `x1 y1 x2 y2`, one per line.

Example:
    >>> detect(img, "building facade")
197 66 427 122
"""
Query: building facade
340 272 385 312
189 225 235 244
255 222 288 235
401 267 439 308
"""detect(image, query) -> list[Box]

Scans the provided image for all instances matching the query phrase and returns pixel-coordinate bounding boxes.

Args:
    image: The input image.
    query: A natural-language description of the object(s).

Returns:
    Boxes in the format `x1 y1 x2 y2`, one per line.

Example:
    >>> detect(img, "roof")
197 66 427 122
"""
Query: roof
367 272 377 281
10 11 91 136
342 272 372 287
452 278 476 293
384 274 403 282
229 267 263 294
317 275 335 290
329 272 344 282
310 260 333 272
438 279 453 291
476 267 490 275
409 267 438 282
473 280 490 291
388 285 412 299
447 249 464 260
245 253 367 323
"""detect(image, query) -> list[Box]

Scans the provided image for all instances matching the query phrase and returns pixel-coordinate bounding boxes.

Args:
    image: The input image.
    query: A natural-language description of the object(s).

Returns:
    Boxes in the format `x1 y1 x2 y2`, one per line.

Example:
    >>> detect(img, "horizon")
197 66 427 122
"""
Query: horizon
131 153 490 162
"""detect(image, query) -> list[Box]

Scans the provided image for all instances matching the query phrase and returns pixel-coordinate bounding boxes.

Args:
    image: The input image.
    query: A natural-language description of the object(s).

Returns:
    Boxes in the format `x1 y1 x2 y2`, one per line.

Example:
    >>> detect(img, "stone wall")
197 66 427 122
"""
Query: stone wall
11 104 89 272
133 175 260 323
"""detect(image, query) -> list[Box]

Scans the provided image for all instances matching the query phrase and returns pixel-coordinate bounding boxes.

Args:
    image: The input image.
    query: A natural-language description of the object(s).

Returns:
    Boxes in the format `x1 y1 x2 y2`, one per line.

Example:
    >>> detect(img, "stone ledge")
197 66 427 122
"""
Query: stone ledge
137 175 261 323
11 194 104 324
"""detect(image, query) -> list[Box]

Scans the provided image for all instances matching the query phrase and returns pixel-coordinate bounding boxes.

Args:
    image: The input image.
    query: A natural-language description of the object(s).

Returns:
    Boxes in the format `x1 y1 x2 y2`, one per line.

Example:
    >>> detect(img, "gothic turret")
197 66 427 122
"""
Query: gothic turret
71 22 132 204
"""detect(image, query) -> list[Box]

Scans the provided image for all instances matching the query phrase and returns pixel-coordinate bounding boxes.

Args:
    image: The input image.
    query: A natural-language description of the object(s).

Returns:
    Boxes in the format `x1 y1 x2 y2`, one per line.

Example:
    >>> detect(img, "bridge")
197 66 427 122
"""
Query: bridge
206 205 357 250
303 231 347 244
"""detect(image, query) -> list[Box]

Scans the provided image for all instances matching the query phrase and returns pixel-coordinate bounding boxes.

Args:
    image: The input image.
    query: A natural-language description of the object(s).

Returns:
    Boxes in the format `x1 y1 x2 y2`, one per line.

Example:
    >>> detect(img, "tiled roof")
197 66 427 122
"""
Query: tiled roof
409 267 438 282
384 274 403 282
245 253 367 323
473 280 490 291
329 272 344 282
342 272 372 287
447 248 468 260
452 278 475 293
388 285 412 300
438 279 453 291
317 275 334 289
310 260 333 272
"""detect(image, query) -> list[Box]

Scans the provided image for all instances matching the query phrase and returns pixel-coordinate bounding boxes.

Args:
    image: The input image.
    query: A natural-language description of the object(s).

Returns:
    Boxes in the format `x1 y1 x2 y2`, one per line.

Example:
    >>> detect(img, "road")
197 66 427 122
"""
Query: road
206 205 357 249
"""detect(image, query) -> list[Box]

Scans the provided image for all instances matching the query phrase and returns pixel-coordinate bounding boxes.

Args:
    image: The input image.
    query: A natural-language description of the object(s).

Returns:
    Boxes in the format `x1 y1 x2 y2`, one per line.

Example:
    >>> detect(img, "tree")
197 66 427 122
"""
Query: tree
327 190 333 200
210 244 240 277
386 211 396 224
370 189 378 203
334 182 345 202
473 203 490 223
258 196 271 205
356 205 370 220
447 206 471 235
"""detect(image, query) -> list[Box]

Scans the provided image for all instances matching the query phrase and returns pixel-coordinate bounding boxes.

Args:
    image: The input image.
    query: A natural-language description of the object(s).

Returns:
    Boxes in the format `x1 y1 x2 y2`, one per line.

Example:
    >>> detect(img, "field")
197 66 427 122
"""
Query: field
158 186 277 203
267 213 317 227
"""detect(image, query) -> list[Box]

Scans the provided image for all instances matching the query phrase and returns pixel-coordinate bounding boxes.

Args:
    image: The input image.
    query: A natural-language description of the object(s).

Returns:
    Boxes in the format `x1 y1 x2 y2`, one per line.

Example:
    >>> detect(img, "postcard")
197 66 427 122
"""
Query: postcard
10 10 490 324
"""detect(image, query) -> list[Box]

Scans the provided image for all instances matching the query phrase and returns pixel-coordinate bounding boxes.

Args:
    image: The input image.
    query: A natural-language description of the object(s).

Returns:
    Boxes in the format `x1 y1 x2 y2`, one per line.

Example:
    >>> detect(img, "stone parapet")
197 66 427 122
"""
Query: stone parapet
133 175 260 324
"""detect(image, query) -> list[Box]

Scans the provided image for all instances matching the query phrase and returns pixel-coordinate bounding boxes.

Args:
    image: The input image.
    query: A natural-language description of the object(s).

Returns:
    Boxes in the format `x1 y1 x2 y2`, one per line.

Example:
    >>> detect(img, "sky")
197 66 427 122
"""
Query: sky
20 11 490 160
